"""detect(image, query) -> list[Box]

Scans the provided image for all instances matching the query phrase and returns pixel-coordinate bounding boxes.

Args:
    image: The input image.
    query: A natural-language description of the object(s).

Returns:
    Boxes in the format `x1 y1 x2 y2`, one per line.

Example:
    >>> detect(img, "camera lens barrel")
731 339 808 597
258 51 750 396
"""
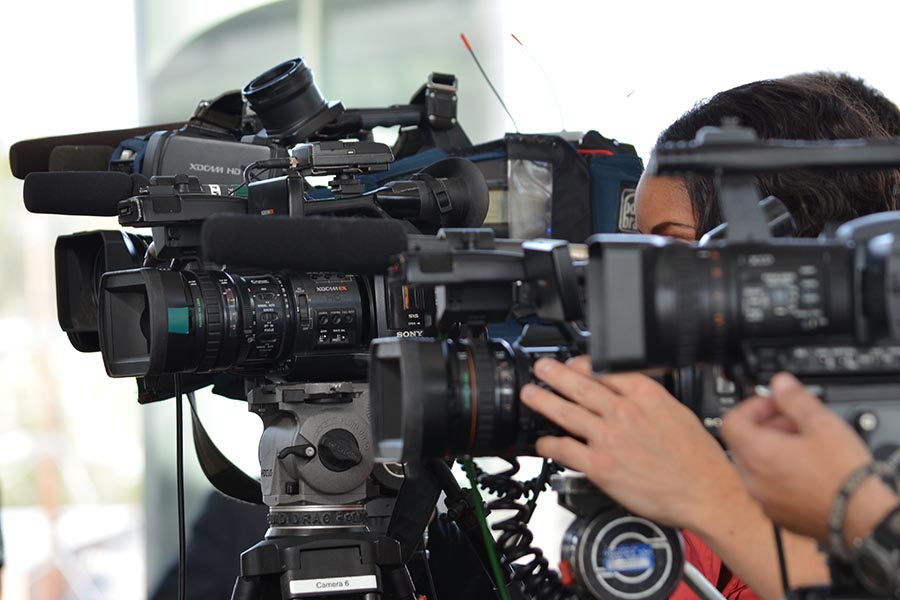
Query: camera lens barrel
98 268 369 379
659 244 856 365
370 336 567 461
243 57 345 144
591 237 858 373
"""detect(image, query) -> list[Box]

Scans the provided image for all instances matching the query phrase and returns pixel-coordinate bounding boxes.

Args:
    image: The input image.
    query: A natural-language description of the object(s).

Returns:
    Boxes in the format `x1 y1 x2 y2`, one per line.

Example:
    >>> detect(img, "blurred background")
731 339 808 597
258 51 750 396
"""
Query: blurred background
2 1 900 598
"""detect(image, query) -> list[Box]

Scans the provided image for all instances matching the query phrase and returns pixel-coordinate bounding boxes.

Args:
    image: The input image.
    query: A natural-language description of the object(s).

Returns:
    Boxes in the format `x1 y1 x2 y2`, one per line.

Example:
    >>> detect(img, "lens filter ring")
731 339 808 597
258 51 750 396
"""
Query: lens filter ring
467 340 499 456
191 271 225 373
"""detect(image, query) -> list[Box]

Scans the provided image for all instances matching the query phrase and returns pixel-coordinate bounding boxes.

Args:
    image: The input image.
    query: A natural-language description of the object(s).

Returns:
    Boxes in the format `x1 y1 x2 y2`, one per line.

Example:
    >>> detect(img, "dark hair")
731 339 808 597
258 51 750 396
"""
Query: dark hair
784 72 900 136
657 75 900 237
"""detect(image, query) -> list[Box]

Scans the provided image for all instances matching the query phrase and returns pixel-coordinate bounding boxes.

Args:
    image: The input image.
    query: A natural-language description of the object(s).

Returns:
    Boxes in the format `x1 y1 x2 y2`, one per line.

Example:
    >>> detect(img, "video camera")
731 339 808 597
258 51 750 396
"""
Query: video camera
20 57 496 600
24 48 900 598
369 122 900 599
372 122 900 459
10 57 470 185
24 57 488 390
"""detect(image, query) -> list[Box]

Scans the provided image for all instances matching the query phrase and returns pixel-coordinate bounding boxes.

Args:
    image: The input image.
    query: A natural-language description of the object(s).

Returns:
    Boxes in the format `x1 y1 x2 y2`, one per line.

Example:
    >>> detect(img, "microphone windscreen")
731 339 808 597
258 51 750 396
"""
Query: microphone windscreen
9 122 185 179
48 145 115 172
202 215 410 274
24 171 147 216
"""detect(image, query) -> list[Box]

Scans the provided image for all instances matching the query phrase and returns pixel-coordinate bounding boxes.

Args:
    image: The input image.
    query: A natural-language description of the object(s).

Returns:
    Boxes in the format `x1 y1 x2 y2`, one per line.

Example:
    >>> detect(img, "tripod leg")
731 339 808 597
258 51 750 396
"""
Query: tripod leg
231 575 279 600
379 564 417 600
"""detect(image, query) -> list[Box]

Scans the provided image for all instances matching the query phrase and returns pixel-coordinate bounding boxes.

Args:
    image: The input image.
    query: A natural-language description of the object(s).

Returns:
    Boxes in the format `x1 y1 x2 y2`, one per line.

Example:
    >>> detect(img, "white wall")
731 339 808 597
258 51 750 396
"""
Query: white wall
500 0 900 158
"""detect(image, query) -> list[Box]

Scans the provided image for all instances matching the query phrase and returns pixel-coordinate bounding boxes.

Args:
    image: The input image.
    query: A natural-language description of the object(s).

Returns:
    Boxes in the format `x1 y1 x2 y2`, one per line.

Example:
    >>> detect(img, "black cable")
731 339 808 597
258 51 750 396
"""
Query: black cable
472 458 565 599
471 458 562 504
175 377 187 600
242 158 295 184
227 182 248 197
524 459 562 517
421 546 439 600
773 524 792 597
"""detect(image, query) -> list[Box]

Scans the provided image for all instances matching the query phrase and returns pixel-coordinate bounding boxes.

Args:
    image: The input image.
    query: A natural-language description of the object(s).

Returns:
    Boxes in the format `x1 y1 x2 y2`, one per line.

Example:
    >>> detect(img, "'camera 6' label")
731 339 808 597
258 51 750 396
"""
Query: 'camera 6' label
289 575 377 595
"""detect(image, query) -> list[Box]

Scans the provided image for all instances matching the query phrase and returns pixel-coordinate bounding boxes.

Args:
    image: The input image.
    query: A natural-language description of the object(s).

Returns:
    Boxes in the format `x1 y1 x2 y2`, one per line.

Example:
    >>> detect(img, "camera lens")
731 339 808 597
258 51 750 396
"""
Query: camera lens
652 243 856 367
55 230 148 353
243 57 345 144
370 337 566 461
98 269 370 379
590 237 857 373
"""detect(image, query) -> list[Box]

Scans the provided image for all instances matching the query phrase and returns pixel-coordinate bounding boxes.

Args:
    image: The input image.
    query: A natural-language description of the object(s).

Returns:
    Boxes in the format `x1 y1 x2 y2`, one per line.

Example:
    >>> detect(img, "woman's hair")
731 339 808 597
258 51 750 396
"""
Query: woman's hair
784 71 900 136
657 74 900 237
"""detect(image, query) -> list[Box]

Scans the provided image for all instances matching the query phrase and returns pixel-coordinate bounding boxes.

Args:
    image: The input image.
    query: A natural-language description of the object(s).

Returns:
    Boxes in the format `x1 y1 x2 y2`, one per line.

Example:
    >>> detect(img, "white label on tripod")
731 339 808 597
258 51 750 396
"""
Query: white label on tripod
289 575 378 595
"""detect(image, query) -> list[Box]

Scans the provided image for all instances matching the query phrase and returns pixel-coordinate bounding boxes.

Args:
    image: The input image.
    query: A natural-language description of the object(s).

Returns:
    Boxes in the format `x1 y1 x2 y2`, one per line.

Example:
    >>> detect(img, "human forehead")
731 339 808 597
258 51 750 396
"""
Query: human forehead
634 174 696 238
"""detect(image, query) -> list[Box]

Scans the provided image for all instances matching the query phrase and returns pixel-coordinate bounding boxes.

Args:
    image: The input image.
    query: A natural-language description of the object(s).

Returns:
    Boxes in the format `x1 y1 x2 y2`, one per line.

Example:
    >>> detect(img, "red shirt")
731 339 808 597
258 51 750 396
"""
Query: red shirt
669 530 761 599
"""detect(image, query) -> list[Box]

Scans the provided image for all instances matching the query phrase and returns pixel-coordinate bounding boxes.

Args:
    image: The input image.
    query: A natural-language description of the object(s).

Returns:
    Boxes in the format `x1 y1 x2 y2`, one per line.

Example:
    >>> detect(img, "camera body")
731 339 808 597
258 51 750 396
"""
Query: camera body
117 118 284 185
84 142 429 388
370 230 587 461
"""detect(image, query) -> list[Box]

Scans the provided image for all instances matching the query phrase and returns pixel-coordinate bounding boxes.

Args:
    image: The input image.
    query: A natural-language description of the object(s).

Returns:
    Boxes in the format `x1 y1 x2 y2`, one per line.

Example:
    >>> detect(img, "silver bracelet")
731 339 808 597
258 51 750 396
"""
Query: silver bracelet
829 462 876 560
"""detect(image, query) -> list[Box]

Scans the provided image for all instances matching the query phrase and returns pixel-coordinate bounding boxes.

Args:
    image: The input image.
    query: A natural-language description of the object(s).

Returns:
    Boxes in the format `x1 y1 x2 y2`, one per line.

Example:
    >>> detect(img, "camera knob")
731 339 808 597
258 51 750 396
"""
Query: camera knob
317 429 363 472
851 410 879 439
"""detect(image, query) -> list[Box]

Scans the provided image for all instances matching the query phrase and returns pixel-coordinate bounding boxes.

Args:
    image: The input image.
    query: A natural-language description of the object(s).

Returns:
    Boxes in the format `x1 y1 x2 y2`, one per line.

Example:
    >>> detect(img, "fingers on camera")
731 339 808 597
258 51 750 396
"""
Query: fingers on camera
769 375 824 427
521 384 604 441
535 435 595 472
534 358 617 415
564 355 591 374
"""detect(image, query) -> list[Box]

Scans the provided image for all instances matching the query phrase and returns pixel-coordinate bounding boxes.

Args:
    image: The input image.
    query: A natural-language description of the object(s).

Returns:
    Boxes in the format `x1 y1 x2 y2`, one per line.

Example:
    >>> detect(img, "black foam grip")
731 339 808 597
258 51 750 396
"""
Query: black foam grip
202 215 410 274
9 122 185 179
48 145 115 172
23 171 147 216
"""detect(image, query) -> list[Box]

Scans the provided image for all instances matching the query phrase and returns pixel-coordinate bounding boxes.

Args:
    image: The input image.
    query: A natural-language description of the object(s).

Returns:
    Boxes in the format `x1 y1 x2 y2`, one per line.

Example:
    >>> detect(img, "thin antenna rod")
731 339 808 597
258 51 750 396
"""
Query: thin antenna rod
460 32 520 132
511 33 565 131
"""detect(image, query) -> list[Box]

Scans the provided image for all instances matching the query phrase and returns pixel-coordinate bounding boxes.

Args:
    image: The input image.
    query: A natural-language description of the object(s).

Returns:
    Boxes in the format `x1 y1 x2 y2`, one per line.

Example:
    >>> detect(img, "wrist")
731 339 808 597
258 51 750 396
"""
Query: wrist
685 464 758 538
843 476 900 548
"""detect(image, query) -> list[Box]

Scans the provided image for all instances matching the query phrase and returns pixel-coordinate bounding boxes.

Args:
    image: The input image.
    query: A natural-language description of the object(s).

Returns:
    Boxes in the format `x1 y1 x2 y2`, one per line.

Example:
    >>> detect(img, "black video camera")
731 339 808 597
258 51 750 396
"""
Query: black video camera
368 124 900 600
370 230 587 460
22 54 489 400
54 139 492 395
10 57 470 185
372 123 900 461
21 57 497 600
611 123 900 452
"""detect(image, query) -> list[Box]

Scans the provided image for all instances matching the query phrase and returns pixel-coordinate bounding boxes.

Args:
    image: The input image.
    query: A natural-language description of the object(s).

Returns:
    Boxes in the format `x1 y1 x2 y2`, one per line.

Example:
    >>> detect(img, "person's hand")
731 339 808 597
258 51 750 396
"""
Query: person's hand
520 356 743 530
721 372 897 545
522 359 832 598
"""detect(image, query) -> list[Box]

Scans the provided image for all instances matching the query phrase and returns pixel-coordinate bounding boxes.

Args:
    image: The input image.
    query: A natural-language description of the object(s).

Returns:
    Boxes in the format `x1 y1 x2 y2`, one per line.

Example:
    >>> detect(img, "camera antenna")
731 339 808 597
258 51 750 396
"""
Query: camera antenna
460 32 520 133
510 33 566 131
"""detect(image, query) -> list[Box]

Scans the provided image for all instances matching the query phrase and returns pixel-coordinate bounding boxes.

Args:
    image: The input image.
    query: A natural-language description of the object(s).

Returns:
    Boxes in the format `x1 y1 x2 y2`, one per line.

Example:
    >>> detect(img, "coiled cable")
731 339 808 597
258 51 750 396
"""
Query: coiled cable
466 457 567 600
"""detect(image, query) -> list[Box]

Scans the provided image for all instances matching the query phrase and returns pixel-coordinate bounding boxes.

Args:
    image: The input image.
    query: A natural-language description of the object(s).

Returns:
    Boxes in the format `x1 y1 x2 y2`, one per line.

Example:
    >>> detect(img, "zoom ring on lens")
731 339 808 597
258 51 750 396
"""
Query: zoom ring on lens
193 272 225 373
670 253 701 367
470 341 498 455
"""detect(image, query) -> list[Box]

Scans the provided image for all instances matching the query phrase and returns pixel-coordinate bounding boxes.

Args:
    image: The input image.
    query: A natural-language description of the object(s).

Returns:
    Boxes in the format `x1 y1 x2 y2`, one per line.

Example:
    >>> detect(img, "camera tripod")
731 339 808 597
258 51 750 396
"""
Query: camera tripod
230 508 416 600
229 381 419 600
